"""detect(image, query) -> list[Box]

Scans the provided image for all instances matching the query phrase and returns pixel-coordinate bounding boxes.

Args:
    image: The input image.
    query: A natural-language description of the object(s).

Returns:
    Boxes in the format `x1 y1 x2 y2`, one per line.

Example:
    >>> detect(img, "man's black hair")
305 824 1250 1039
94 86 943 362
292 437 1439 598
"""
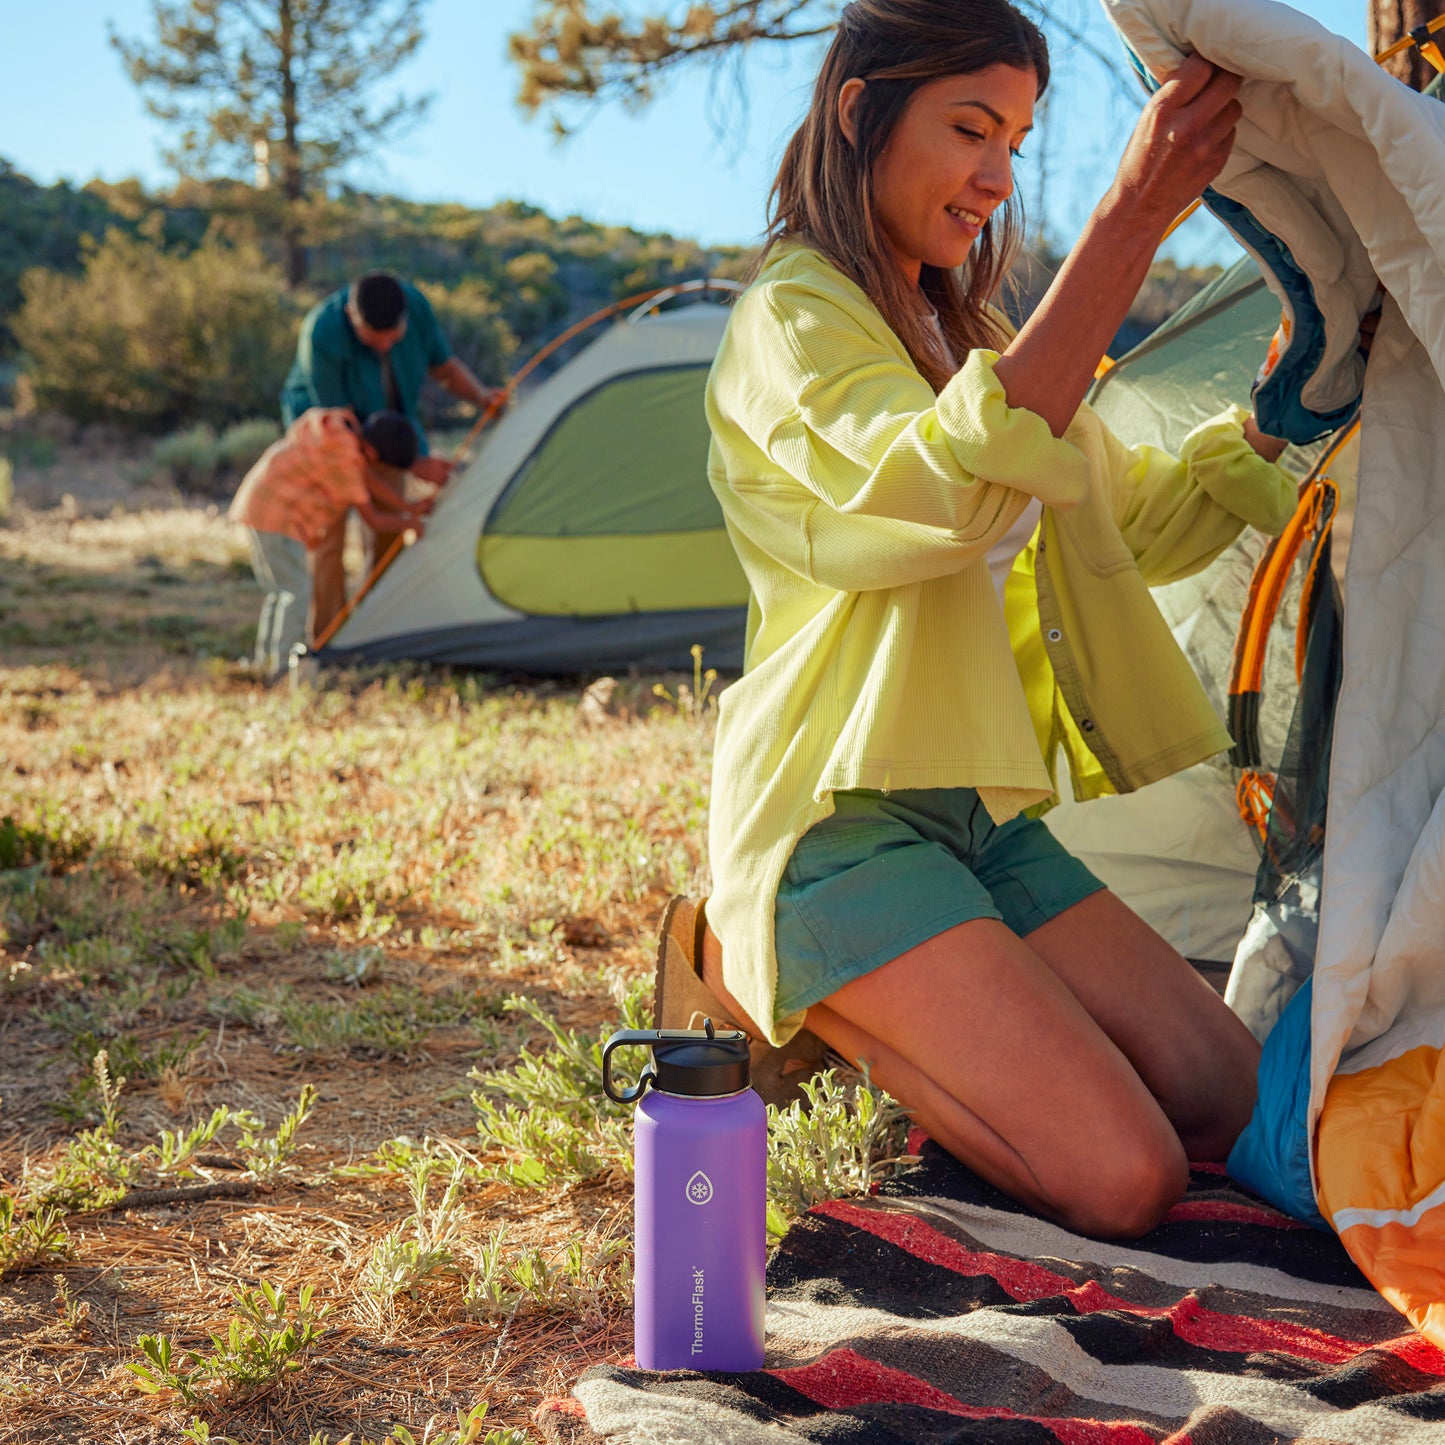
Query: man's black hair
349 271 408 330
360 410 419 470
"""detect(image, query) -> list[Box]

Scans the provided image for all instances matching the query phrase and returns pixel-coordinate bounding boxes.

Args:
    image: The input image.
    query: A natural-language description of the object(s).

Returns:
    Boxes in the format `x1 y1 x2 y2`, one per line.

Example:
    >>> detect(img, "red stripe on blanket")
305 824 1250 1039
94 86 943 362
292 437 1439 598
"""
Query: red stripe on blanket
769 1346 1157 1444
1162 1200 1306 1228
814 1201 1362 1363
1382 1332 1445 1376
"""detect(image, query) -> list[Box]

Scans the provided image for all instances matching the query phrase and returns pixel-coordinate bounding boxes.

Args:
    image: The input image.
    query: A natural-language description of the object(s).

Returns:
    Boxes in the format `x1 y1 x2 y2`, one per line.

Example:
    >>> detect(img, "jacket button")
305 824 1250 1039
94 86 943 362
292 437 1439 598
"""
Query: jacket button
1079 718 1095 732
1046 628 1062 642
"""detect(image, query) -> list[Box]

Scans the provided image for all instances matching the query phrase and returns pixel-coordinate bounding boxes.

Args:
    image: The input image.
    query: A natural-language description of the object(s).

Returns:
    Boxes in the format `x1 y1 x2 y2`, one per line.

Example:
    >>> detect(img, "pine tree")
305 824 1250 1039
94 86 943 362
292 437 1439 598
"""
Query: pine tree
113 0 431 287
1368 0 1445 89
508 1 1126 133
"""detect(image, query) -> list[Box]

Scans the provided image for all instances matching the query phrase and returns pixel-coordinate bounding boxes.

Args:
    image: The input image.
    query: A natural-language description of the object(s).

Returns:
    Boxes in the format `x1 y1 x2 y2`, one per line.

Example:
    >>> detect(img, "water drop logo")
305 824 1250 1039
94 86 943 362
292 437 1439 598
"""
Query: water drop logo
685 1170 714 1206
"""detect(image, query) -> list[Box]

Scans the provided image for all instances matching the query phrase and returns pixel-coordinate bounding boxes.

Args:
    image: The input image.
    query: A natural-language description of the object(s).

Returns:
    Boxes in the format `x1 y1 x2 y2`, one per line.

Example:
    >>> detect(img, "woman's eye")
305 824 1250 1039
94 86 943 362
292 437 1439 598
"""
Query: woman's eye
954 126 984 141
1010 148 1026 160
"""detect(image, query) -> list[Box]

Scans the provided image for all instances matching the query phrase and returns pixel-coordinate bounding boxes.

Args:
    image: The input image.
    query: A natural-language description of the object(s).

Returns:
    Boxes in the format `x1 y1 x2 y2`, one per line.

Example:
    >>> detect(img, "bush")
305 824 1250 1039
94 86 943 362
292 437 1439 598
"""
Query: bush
149 417 281 497
215 417 281 472
13 230 297 432
416 278 516 429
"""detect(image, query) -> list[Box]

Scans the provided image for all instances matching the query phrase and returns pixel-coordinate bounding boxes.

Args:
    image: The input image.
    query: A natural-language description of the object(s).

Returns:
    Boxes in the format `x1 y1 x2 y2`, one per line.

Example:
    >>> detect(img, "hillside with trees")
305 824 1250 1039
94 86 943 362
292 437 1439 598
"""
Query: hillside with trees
0 159 752 435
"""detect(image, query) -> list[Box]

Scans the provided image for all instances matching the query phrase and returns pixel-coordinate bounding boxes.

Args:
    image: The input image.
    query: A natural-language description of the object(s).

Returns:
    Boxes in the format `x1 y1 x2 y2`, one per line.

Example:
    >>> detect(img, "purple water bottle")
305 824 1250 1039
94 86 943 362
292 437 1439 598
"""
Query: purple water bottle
602 1019 766 1372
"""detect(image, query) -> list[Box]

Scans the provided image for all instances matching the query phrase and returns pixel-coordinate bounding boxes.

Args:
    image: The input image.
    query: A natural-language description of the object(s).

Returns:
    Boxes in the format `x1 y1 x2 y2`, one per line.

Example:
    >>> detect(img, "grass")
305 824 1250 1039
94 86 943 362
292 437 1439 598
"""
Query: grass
0 500 912 1443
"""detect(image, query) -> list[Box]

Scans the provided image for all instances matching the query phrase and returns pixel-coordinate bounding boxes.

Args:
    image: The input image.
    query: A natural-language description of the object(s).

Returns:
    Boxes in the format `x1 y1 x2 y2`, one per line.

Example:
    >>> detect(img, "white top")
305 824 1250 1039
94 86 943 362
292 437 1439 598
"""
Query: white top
987 496 1042 603
922 308 1043 603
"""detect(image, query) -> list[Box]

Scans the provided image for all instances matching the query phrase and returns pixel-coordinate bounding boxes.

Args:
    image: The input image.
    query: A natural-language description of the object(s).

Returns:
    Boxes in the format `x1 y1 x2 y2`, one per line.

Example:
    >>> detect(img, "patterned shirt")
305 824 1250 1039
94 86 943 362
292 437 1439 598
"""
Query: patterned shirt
228 409 371 548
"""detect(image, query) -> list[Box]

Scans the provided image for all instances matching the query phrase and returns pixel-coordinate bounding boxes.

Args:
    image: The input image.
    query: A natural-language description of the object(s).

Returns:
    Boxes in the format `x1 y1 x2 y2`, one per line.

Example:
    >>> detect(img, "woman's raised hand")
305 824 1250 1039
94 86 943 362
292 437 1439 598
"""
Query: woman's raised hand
1111 53 1243 235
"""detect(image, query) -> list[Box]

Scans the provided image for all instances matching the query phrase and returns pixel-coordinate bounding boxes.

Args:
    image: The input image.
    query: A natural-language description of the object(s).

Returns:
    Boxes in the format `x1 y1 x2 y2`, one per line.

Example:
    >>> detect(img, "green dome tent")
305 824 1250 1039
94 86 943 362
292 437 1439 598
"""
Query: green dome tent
323 282 749 674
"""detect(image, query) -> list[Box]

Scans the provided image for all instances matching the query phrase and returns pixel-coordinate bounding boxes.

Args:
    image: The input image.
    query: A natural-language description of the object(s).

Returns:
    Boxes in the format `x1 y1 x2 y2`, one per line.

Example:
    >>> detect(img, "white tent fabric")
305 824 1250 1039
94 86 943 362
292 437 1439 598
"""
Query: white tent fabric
331 303 732 654
1104 0 1445 1313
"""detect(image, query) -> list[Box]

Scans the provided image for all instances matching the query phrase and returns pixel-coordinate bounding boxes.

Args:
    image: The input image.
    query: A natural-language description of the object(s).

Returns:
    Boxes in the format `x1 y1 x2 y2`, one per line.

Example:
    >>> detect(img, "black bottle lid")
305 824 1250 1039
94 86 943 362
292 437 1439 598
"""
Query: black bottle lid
601 1018 751 1103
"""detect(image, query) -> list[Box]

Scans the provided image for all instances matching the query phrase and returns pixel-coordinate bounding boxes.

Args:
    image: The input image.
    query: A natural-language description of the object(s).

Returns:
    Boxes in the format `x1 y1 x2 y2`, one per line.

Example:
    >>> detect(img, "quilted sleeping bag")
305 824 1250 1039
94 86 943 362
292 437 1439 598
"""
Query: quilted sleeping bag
1103 0 1445 1347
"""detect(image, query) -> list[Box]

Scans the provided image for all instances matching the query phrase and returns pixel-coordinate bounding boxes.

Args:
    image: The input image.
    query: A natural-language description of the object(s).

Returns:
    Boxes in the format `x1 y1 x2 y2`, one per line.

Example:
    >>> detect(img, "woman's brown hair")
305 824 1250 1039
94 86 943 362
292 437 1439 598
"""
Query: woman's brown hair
762 0 1049 392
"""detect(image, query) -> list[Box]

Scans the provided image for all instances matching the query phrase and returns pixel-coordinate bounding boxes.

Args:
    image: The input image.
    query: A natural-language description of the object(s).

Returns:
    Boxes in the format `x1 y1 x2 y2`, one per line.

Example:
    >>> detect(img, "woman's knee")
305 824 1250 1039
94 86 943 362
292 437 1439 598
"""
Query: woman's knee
1050 1135 1188 1239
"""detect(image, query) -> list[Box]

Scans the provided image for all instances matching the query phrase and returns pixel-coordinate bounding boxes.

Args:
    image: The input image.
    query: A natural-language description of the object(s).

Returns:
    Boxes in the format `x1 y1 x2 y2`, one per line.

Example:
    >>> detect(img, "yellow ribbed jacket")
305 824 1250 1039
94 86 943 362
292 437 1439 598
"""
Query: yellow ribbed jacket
706 245 1297 1044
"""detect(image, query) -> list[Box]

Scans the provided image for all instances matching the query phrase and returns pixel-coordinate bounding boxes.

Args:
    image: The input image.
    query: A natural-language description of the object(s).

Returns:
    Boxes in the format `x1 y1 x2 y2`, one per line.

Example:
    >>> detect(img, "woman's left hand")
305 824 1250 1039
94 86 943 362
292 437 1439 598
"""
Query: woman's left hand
1242 415 1287 464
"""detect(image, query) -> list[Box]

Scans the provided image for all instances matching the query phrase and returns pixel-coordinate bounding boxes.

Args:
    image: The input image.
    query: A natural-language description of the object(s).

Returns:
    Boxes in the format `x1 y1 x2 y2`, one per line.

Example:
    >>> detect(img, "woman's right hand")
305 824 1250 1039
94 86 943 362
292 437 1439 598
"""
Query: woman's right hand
1110 53 1243 235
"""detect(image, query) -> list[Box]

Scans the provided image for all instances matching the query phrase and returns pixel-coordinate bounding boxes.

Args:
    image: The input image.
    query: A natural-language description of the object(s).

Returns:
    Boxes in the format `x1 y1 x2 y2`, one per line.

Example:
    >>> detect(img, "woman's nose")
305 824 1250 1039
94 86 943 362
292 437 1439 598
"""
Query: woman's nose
975 145 1014 201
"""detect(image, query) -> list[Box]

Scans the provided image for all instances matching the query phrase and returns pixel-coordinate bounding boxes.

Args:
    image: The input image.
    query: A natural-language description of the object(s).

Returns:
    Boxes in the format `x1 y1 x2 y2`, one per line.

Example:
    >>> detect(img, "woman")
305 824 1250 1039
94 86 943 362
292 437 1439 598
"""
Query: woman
661 0 1298 1238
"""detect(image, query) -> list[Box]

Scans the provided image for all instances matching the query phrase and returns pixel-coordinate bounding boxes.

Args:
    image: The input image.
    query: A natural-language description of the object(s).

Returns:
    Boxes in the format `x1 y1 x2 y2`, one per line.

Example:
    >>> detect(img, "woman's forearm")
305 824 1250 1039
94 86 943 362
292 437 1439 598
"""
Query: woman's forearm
992 54 1243 439
993 194 1165 437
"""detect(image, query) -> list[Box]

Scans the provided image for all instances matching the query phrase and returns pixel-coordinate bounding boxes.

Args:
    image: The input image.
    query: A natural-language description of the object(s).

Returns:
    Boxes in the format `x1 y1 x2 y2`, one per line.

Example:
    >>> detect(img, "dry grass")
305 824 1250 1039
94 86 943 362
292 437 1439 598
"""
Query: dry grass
0 502 720 1443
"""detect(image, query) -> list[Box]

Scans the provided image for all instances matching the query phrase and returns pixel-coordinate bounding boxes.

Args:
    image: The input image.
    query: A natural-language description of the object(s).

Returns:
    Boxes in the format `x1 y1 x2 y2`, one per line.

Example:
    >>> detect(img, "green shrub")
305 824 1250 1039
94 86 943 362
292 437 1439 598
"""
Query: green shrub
416 278 516 427
13 230 297 432
215 416 281 472
150 423 219 493
148 417 281 496
0 454 11 522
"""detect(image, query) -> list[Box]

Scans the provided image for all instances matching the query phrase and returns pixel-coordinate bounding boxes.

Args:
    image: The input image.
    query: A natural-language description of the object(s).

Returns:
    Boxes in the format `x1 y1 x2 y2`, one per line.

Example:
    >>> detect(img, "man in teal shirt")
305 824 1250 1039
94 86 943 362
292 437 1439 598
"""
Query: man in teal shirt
281 270 504 593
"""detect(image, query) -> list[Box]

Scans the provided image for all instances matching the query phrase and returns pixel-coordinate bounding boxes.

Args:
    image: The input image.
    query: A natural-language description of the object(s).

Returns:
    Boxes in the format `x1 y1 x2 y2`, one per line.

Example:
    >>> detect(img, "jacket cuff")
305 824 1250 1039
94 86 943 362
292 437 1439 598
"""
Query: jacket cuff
935 350 1091 507
1182 404 1297 535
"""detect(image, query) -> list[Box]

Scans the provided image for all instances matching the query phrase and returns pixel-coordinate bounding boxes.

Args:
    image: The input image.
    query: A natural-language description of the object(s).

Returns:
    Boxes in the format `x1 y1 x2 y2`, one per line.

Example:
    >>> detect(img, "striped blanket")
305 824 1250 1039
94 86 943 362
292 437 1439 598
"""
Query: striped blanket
537 1142 1445 1443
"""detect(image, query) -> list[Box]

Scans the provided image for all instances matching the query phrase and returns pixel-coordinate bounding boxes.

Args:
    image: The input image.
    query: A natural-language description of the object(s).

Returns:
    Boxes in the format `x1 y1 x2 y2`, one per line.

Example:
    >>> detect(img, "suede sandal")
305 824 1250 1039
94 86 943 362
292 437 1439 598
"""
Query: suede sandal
653 895 826 1110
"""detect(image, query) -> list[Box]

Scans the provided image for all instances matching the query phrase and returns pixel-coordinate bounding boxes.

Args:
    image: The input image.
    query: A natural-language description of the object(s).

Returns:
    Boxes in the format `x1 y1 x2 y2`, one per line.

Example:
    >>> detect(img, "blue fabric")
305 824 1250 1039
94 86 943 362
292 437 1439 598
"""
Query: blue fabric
1227 976 1329 1229
772 788 1105 1019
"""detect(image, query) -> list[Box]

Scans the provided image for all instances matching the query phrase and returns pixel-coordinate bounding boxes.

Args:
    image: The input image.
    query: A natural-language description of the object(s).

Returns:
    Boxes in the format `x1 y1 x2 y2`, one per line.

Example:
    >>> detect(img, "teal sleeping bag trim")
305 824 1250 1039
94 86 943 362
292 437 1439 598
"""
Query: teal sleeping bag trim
1227 976 1329 1229
1202 191 1360 444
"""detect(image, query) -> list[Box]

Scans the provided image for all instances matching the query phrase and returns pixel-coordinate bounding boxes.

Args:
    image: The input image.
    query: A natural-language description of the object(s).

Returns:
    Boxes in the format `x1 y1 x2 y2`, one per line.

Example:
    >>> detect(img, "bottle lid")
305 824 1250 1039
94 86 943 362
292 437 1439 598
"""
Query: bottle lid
601 1018 751 1103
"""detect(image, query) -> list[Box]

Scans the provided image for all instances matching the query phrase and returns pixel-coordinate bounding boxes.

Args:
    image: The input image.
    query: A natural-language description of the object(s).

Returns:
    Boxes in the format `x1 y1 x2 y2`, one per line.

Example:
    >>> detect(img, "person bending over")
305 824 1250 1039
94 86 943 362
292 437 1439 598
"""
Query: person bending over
281 270 505 592
659 0 1305 1239
229 408 425 676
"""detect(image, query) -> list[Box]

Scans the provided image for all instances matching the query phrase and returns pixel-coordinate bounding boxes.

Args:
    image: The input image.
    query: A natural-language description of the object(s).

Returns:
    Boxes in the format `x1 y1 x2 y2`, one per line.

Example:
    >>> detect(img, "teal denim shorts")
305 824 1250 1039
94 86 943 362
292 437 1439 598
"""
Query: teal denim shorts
772 787 1105 1019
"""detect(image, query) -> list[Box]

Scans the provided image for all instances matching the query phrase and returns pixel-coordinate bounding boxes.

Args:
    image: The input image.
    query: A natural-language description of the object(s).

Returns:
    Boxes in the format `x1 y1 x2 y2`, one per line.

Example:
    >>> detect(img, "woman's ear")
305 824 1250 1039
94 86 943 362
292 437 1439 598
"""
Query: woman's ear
838 77 866 147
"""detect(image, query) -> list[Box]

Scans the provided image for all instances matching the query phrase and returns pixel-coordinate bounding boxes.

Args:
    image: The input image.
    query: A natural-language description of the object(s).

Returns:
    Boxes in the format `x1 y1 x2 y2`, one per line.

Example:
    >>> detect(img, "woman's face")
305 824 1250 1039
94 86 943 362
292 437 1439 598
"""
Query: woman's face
840 65 1037 285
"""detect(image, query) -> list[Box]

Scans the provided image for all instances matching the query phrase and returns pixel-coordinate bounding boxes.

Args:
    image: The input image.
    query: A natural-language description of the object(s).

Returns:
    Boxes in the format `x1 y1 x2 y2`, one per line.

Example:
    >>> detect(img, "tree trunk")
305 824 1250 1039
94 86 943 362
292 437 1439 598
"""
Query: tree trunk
1368 0 1445 90
278 0 307 288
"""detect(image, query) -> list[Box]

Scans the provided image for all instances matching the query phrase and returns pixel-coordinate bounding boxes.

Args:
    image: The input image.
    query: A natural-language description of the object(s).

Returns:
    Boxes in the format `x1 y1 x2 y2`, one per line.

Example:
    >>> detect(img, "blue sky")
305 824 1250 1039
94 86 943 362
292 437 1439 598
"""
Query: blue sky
1 1 1370 262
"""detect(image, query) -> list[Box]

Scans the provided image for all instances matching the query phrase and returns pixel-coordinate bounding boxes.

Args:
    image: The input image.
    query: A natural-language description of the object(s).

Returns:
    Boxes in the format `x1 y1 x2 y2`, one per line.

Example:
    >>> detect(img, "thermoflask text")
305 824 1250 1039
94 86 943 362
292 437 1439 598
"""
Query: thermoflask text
602 1020 766 1372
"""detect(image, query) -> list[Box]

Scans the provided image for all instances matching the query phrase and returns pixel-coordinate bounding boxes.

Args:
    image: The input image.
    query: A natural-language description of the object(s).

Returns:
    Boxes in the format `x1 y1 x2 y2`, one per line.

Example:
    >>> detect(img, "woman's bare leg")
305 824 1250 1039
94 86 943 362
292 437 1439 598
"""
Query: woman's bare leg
698 890 1255 1236
803 917 1188 1237
1022 889 1259 1161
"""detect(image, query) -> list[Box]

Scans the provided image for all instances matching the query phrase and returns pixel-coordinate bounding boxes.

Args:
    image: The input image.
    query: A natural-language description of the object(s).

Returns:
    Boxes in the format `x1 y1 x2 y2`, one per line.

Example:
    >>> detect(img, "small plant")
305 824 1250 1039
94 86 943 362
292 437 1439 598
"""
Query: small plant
468 979 647 1190
306 1400 527 1445
0 1196 71 1276
462 1228 628 1324
765 1068 914 1243
651 643 719 725
153 1106 234 1175
127 1279 326 1408
233 1084 318 1180
33 1051 142 1211
51 1274 91 1334
361 1154 467 1311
